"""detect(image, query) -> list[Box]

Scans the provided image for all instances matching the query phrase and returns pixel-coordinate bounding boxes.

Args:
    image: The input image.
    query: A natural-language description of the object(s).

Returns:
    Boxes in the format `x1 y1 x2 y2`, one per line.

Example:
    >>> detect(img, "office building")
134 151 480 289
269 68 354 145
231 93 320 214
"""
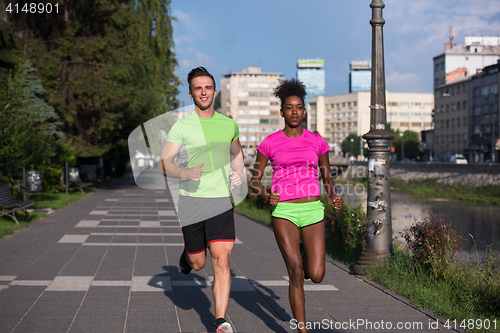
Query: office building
308 92 434 151
433 35 500 161
219 67 283 157
349 61 371 93
297 58 325 129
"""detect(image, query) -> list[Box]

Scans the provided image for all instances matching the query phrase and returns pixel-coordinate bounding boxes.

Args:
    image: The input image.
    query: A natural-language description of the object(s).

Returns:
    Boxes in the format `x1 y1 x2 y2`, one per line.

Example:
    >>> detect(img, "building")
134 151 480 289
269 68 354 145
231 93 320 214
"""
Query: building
297 58 325 129
308 92 434 152
349 61 371 93
433 35 500 161
467 60 500 163
219 66 283 157
433 77 471 162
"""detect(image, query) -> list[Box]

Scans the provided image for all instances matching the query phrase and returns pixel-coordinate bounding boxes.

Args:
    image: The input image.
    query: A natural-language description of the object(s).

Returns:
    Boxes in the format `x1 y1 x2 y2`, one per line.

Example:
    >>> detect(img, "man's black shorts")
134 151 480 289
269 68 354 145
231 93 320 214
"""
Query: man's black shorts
181 208 235 254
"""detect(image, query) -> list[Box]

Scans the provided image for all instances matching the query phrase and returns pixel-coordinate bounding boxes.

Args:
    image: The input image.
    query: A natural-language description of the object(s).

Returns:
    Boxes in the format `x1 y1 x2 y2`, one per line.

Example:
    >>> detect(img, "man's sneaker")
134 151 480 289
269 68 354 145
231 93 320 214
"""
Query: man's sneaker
214 318 233 333
179 249 192 275
300 242 310 280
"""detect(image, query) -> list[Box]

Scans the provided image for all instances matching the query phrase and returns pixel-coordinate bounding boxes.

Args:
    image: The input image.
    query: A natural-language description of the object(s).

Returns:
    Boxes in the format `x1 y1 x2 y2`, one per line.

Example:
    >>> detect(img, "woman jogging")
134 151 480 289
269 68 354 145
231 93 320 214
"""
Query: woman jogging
250 78 343 333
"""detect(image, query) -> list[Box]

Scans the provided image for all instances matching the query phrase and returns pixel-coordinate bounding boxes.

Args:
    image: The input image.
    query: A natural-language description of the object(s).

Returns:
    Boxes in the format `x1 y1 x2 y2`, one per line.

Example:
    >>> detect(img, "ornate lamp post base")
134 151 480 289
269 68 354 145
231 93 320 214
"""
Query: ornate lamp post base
353 249 391 275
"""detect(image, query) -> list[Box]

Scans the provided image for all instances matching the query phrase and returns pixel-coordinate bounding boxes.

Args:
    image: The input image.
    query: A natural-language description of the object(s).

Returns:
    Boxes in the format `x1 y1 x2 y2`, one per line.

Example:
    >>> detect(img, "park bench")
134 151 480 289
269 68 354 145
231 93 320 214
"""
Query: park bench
69 168 92 193
0 183 35 224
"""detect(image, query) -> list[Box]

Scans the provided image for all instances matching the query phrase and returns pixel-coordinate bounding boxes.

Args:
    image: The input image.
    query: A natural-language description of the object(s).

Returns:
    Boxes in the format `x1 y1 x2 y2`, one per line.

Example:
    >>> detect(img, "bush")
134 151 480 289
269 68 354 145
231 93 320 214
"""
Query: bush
323 197 366 267
400 212 461 276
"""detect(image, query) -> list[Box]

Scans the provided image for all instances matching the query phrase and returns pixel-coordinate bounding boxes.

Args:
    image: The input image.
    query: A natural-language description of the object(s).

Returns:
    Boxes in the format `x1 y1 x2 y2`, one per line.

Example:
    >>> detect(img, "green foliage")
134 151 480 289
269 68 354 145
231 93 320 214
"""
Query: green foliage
2 0 180 177
323 198 367 267
341 133 363 157
400 213 461 276
368 243 500 332
0 55 53 186
391 178 500 205
391 129 421 161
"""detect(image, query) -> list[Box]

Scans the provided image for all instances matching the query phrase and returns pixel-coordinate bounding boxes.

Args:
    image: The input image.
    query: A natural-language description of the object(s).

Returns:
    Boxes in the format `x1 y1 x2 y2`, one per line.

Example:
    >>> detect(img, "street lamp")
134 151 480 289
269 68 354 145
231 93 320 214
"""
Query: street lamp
353 0 395 275
400 132 404 161
350 138 354 159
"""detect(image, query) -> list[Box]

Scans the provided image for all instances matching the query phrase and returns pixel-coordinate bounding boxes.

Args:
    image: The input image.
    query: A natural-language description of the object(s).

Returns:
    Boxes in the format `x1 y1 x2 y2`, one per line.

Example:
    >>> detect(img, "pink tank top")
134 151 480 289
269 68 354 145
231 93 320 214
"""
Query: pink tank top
256 129 330 202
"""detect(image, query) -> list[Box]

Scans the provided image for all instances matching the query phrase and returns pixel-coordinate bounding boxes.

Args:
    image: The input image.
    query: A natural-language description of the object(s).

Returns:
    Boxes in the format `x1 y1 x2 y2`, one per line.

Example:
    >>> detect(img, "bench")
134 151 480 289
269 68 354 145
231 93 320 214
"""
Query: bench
0 183 35 224
69 168 93 193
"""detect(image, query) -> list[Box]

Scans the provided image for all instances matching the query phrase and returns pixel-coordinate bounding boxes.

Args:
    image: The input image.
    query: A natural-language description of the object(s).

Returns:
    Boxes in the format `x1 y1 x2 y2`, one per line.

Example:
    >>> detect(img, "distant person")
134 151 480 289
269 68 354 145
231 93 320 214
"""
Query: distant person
158 67 244 333
250 78 343 333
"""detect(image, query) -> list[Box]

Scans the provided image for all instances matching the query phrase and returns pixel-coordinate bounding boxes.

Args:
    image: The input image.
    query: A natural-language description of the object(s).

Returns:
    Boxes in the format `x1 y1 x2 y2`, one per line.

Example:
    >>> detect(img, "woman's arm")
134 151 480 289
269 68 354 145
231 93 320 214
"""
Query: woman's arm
250 151 279 205
319 151 343 210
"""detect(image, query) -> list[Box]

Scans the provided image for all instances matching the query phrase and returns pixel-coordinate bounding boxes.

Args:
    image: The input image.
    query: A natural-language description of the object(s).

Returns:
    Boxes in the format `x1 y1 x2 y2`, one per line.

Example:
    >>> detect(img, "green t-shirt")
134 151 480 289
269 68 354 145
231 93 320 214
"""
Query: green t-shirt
166 111 239 198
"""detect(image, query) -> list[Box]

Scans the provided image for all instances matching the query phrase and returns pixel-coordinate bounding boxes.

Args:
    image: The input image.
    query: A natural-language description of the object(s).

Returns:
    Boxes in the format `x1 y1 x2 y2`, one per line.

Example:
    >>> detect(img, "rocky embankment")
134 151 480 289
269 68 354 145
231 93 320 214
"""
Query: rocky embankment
347 162 500 187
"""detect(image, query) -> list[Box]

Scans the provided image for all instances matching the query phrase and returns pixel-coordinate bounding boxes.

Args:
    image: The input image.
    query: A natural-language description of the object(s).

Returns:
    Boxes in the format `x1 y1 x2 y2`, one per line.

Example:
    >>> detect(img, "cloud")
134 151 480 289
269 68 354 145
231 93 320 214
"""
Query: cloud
386 71 426 93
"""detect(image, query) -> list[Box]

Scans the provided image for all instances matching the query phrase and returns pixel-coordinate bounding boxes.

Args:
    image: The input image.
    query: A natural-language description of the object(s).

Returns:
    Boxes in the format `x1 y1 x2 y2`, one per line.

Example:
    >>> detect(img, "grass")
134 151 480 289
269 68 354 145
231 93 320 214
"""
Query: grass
0 177 119 239
391 178 500 205
235 193 500 332
367 245 500 333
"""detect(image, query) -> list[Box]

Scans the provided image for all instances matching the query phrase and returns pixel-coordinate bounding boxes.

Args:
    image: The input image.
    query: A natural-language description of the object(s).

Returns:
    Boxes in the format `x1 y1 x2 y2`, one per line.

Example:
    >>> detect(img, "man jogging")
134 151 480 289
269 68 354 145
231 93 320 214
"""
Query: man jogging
158 67 243 333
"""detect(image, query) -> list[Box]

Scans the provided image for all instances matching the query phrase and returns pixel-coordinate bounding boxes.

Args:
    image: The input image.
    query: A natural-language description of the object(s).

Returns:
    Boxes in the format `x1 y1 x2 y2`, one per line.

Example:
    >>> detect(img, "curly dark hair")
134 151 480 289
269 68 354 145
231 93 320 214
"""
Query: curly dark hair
273 78 307 108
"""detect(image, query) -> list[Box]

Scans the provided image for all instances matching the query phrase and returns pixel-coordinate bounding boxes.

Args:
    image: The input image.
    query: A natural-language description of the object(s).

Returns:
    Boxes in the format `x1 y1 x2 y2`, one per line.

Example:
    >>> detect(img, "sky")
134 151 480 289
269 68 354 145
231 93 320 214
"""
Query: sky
170 0 500 106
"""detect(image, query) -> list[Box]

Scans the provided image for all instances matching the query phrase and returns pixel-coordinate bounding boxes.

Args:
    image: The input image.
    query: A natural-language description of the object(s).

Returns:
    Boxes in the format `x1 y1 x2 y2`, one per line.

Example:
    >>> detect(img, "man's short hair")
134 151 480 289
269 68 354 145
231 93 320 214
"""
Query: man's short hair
187 67 216 92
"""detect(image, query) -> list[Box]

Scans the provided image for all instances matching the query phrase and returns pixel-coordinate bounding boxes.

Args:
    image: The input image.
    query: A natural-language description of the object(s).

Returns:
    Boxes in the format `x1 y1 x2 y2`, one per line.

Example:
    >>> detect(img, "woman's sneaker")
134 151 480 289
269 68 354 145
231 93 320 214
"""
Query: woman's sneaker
214 318 233 333
179 249 192 275
300 242 310 280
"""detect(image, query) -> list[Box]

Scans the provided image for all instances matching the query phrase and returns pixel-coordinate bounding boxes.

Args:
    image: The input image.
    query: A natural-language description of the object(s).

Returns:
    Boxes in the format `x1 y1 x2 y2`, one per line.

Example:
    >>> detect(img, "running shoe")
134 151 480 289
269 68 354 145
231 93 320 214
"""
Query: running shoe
179 249 192 275
300 242 310 280
214 318 233 333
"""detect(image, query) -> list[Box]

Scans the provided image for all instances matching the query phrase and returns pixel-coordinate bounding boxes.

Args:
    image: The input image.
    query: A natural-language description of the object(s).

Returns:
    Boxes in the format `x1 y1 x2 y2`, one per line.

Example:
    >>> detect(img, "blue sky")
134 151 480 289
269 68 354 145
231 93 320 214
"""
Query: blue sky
170 0 500 105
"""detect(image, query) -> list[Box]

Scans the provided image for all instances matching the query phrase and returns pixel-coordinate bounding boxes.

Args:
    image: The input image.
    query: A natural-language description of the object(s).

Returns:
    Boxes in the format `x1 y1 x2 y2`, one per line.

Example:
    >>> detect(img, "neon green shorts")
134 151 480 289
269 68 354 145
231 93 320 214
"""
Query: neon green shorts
271 200 325 228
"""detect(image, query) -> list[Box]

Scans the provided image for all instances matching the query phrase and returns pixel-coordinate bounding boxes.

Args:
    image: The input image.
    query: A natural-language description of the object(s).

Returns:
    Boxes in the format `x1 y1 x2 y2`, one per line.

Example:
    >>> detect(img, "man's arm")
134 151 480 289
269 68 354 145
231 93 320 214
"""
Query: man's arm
158 141 203 181
230 139 244 174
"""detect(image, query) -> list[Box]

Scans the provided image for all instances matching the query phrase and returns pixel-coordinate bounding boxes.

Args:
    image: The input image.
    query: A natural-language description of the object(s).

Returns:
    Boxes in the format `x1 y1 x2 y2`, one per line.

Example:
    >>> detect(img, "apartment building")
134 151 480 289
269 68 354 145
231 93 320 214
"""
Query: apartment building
468 60 500 163
219 67 283 156
308 92 433 150
433 77 471 161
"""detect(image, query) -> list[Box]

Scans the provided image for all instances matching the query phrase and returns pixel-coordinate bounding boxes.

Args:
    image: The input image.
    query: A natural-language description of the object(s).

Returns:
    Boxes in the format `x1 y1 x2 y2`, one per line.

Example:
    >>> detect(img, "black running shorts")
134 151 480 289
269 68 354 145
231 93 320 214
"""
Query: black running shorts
181 208 235 254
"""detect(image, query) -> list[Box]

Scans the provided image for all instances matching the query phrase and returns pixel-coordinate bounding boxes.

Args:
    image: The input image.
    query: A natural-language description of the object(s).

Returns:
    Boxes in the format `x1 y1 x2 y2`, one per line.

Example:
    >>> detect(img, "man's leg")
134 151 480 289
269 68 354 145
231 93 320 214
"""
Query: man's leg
208 241 234 320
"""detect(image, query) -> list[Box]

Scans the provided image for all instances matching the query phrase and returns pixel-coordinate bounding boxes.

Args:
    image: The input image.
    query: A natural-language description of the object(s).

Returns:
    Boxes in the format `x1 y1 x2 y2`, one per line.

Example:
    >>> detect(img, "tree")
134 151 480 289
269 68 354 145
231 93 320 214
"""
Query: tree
391 129 421 161
0 55 54 187
341 133 363 157
2 0 180 176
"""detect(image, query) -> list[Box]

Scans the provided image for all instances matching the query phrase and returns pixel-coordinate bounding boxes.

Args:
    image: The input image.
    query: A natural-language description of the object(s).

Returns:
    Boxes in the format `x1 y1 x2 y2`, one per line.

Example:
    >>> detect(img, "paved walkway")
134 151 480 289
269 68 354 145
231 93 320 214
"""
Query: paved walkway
0 177 460 333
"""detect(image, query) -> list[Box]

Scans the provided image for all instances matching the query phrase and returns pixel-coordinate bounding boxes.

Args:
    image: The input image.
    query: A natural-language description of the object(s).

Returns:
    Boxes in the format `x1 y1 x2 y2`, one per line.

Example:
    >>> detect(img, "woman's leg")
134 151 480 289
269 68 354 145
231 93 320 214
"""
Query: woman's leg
301 220 326 283
272 217 308 333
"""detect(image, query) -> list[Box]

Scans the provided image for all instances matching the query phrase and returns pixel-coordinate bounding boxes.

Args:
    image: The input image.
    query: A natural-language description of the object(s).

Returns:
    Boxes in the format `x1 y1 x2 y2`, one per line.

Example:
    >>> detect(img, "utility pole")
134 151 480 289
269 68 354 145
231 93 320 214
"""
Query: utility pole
353 0 394 275
492 93 496 163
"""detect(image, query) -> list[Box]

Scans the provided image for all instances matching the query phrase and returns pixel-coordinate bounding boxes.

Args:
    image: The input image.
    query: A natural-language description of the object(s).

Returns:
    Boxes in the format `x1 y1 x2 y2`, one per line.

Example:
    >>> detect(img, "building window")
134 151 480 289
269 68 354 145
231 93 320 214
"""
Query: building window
270 101 279 106
451 119 455 127
463 101 467 109
491 83 499 95
270 119 279 124
260 92 269 97
451 134 455 143
239 101 248 106
412 112 421 117
463 117 467 126
347 102 352 107
457 102 461 111
457 118 461 127
451 87 455 95
353 122 357 126
474 87 481 97
412 122 421 127
353 101 357 106
457 85 461 94
474 107 481 115
249 92 259 97
260 119 269 124
482 86 489 97
342 102 346 108
238 83 247 88
400 112 410 117
446 119 449 128
400 122 409 126
446 104 450 112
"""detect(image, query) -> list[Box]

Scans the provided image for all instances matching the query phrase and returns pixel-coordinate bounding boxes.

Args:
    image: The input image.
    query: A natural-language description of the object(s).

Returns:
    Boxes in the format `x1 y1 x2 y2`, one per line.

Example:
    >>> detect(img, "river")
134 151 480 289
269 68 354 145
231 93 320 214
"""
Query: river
340 185 500 253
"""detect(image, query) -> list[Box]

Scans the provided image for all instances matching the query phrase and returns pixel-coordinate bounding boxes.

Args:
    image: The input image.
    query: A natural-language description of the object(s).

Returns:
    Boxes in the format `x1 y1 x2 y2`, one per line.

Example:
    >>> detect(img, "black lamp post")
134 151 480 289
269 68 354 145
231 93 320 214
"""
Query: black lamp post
353 0 395 275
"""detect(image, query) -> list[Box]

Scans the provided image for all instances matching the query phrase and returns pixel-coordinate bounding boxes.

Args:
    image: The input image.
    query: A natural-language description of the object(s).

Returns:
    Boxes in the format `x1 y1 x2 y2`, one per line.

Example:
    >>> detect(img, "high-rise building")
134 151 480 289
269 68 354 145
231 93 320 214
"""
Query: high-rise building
433 35 500 161
349 61 371 93
308 92 434 152
219 67 283 157
297 58 325 129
